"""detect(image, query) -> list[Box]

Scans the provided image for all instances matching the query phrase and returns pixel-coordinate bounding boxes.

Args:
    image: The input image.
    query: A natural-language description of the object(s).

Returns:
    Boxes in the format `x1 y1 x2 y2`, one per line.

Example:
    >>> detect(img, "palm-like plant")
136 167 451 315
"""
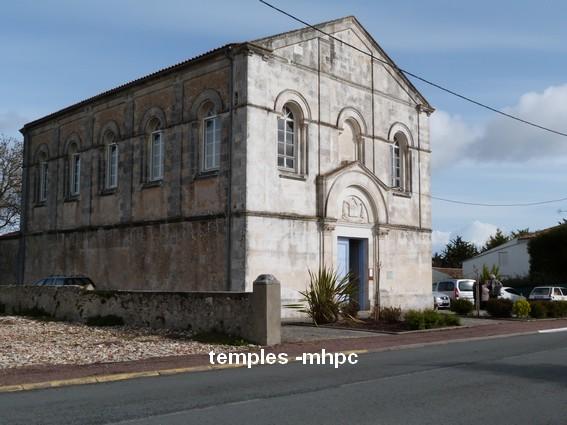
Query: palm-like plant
287 266 358 325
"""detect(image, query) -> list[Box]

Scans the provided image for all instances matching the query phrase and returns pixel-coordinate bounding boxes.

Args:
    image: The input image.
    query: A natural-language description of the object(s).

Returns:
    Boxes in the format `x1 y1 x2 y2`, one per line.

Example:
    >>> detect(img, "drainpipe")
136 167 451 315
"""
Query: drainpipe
416 104 422 229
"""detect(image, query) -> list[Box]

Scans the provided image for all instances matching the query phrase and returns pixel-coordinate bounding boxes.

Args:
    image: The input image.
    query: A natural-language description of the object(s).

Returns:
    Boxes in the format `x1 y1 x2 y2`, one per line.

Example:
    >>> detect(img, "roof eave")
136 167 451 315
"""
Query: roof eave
20 43 243 134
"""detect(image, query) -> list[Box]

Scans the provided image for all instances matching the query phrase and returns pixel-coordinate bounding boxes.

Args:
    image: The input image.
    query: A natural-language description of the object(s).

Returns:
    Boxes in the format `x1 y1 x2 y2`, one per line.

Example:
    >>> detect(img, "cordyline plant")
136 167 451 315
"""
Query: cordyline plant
286 266 358 325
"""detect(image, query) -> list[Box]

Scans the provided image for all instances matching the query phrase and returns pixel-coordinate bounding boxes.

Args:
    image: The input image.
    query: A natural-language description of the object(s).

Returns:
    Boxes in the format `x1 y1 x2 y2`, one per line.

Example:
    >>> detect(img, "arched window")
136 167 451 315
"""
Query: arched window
277 105 296 170
67 142 80 197
146 118 163 182
37 151 48 203
104 131 118 189
202 103 221 171
338 118 363 164
391 132 411 192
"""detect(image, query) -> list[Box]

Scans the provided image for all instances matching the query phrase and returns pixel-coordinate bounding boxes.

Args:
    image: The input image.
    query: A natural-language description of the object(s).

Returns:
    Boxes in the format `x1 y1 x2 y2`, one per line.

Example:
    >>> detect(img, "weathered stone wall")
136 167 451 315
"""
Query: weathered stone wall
0 275 281 345
246 17 433 316
0 234 20 285
23 219 227 291
20 47 250 291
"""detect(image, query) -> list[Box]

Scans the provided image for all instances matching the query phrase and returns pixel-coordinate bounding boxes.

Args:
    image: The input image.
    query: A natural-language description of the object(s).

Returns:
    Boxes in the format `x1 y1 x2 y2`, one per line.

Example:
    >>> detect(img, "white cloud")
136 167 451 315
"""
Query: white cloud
433 221 499 254
430 110 481 169
467 84 567 161
457 221 499 248
430 84 567 169
431 230 451 254
0 111 27 138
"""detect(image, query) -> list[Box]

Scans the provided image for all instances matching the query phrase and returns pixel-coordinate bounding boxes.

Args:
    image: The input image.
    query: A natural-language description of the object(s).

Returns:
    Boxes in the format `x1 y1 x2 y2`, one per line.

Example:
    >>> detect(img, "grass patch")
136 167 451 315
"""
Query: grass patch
192 331 251 346
404 309 461 330
85 314 124 327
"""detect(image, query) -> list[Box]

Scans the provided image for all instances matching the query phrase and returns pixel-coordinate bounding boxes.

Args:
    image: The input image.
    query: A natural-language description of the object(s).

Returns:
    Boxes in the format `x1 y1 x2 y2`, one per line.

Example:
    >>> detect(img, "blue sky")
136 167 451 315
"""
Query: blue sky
2 0 566 252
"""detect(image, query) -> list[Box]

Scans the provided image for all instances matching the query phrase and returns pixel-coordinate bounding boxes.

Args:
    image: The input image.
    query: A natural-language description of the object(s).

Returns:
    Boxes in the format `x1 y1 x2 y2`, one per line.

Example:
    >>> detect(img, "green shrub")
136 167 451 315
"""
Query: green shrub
450 299 474 315
380 306 402 323
85 314 124 327
512 299 531 319
405 310 426 330
443 314 461 327
545 301 567 318
529 301 547 318
422 309 442 328
285 266 357 325
404 309 461 330
485 299 513 318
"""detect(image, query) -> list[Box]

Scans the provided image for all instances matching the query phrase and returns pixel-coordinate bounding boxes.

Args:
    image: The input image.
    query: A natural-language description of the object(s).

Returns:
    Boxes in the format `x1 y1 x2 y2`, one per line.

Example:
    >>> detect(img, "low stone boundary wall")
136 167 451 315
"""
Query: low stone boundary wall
0 274 281 345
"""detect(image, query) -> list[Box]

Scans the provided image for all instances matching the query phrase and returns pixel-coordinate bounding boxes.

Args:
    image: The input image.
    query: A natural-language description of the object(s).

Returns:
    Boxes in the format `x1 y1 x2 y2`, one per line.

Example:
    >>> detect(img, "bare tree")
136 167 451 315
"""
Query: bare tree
0 134 23 233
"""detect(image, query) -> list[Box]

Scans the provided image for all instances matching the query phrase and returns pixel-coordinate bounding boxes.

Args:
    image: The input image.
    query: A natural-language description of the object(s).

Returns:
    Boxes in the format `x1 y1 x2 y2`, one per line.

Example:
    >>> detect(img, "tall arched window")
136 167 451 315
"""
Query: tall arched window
202 103 221 171
37 152 48 203
146 118 163 182
104 131 118 189
338 118 363 164
67 142 80 197
277 106 296 170
391 132 411 192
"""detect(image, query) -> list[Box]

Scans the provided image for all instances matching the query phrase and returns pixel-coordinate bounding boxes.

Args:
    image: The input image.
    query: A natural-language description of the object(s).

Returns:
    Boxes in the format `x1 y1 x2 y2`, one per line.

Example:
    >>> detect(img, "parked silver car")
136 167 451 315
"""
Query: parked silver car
433 291 450 309
528 286 567 302
435 279 475 303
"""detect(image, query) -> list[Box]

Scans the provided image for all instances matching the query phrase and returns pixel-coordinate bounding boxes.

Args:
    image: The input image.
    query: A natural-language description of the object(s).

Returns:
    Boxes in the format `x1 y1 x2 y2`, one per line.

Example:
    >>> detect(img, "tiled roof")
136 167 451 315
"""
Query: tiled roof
21 43 239 131
432 267 464 279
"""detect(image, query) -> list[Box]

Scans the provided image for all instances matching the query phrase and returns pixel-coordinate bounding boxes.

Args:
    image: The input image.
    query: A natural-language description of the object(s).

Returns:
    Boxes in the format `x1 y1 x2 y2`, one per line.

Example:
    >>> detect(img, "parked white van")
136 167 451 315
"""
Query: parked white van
435 279 475 303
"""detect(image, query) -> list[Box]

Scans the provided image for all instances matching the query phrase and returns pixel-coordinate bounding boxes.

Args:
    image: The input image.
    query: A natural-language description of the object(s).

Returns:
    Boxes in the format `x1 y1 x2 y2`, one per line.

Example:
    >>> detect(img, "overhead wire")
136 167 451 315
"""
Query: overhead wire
259 0 567 137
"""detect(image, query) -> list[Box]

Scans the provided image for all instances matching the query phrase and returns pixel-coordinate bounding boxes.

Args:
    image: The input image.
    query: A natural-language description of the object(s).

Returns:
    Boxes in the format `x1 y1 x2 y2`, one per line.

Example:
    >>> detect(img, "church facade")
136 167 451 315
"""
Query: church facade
18 17 434 315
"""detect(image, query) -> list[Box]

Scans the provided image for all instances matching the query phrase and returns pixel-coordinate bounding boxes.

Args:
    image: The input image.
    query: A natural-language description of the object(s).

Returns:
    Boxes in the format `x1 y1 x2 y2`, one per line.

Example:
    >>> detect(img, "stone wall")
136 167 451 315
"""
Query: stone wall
23 219 228 291
0 275 281 345
0 233 20 285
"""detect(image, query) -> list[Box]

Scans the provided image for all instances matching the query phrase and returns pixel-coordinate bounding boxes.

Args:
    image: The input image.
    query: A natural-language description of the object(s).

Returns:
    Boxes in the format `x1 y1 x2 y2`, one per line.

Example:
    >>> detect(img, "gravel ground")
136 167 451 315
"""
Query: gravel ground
0 316 247 369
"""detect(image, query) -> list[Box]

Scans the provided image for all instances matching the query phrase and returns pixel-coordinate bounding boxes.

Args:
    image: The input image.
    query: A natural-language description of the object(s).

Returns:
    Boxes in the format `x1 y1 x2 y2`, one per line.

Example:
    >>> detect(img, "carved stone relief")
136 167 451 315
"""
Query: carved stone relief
341 195 369 224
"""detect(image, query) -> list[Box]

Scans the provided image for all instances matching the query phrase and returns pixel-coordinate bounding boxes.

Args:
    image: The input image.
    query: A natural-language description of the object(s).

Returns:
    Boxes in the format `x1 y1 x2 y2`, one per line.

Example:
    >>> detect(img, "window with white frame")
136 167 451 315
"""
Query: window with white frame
106 143 118 189
203 114 221 171
391 132 411 192
70 152 81 196
391 140 402 189
277 106 296 170
149 130 164 181
39 160 48 202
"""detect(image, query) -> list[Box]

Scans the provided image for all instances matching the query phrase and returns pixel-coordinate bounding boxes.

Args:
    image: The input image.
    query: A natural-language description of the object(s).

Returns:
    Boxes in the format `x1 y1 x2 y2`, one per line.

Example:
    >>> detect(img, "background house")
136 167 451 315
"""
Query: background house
462 236 532 280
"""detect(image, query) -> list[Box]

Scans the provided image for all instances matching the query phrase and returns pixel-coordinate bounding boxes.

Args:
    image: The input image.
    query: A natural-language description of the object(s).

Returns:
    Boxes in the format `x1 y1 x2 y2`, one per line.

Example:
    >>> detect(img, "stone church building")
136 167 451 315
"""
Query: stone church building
16 17 434 315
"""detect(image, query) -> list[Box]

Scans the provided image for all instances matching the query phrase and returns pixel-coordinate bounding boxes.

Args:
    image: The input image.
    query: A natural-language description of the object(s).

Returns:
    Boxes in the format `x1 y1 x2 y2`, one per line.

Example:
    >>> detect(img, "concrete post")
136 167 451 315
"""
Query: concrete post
251 274 281 346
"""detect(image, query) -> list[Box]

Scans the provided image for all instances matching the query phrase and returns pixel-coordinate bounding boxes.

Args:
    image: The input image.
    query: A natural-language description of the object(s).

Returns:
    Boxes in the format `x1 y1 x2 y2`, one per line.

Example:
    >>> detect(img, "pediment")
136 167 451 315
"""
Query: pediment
252 16 432 110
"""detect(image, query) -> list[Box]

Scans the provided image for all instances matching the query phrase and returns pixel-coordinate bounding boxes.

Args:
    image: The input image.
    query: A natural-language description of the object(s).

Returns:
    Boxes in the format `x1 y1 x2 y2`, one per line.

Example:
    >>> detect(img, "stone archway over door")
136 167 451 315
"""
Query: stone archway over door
317 162 389 311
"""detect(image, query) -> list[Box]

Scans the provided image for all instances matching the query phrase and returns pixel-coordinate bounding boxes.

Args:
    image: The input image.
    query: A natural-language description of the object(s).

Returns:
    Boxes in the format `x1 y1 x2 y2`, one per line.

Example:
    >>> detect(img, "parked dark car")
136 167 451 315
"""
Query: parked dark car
32 275 96 290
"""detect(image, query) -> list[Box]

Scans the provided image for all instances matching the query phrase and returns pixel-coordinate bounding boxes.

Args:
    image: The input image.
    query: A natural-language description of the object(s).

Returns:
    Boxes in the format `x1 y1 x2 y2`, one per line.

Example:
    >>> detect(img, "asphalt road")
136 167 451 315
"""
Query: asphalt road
1 331 567 425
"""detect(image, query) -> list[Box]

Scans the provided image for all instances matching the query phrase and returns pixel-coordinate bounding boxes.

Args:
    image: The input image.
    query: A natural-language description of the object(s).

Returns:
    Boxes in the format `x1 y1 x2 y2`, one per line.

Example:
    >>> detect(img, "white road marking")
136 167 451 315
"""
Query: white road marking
538 327 567 334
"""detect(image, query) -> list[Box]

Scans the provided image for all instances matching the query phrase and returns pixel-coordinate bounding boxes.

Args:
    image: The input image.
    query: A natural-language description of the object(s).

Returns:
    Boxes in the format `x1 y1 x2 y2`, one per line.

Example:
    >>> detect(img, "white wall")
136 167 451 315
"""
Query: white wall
462 238 530 279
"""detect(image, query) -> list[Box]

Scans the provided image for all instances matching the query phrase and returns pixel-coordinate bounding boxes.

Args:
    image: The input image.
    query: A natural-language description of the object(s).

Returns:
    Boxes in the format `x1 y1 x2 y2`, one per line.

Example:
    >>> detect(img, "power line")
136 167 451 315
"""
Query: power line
259 1 567 208
259 0 567 138
427 194 567 207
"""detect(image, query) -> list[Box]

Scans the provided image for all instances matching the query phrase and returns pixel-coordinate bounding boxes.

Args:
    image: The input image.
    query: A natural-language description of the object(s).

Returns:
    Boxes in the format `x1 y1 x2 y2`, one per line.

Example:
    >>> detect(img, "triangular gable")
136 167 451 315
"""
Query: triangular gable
252 16 433 111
